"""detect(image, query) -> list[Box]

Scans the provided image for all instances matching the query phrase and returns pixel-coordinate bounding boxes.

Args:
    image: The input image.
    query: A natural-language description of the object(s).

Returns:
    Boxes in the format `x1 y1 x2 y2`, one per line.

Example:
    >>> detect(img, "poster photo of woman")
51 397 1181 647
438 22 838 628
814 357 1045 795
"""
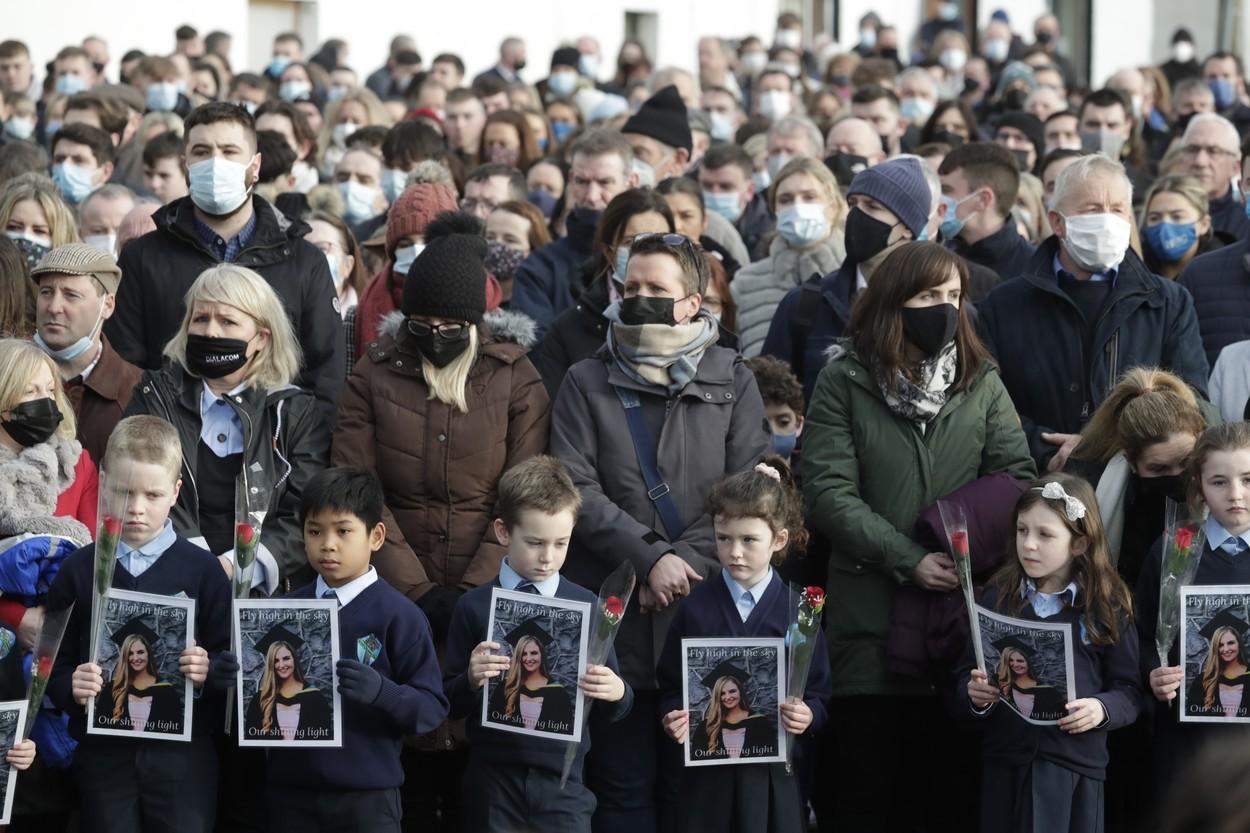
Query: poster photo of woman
1180 588 1250 723
234 599 341 747
482 588 589 740
682 638 786 767
0 700 26 824
87 589 194 741
974 605 1075 726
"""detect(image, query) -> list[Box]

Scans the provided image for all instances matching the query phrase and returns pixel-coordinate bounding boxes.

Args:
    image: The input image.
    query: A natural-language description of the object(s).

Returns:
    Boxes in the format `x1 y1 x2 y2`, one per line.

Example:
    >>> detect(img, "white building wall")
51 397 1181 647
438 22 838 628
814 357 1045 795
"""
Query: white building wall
1090 0 1155 86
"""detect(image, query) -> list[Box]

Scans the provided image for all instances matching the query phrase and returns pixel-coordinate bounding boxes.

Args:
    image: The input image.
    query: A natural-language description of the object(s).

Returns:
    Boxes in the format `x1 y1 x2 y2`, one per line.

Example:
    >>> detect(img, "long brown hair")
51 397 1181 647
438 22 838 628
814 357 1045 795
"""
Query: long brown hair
308 210 370 299
847 241 991 393
1076 367 1206 464
988 473 1134 645
484 110 541 171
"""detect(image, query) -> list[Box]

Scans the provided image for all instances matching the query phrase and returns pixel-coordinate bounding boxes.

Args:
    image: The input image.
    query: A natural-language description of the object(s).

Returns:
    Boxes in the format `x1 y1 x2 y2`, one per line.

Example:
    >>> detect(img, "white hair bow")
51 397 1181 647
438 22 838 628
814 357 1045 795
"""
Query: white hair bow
1036 481 1086 522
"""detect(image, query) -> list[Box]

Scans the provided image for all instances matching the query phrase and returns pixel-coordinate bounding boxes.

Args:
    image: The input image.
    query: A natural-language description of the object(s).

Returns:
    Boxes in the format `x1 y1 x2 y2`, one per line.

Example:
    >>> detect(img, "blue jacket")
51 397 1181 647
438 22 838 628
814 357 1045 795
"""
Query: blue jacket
760 259 857 403
510 210 599 336
978 237 1209 466
1179 235 1250 366
948 219 1035 283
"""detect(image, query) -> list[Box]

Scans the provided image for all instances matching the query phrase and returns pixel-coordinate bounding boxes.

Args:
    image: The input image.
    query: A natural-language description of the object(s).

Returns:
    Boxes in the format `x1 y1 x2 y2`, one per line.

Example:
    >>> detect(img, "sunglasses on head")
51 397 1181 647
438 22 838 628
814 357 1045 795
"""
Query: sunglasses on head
631 232 702 254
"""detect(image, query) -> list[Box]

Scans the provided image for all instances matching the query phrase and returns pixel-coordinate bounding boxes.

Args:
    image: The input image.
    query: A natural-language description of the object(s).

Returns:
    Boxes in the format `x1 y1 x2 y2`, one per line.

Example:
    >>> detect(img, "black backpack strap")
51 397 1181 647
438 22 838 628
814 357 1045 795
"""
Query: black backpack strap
788 272 824 385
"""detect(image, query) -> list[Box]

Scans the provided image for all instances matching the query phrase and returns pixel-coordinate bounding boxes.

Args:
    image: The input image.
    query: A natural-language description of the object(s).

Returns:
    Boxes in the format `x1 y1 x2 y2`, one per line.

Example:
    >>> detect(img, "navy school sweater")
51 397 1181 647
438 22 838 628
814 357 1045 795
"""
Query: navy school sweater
955 585 1141 780
656 572 833 736
443 575 634 777
265 577 449 791
46 536 232 743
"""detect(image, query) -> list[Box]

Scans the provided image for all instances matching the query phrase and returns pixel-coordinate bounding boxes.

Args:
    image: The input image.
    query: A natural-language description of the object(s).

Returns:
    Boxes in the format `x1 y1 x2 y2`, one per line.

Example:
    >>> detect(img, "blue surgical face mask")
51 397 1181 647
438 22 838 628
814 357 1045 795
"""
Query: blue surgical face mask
45 120 63 140
279 80 312 102
614 245 630 283
4 117 35 141
703 190 744 223
146 82 180 112
35 296 106 362
551 121 575 145
771 431 799 458
548 71 578 97
324 250 343 290
752 169 772 192
339 180 381 224
382 168 408 204
52 162 98 204
1144 221 1198 263
939 193 977 240
188 156 253 216
1210 78 1238 110
393 243 424 275
268 55 293 77
55 74 88 96
776 203 829 247
708 111 735 142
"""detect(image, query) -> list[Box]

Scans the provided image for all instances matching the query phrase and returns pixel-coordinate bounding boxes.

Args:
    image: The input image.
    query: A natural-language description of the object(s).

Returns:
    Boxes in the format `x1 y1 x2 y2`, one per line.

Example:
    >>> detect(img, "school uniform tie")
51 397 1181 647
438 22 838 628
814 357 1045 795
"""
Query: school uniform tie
516 582 539 594
1222 536 1249 556
321 588 340 607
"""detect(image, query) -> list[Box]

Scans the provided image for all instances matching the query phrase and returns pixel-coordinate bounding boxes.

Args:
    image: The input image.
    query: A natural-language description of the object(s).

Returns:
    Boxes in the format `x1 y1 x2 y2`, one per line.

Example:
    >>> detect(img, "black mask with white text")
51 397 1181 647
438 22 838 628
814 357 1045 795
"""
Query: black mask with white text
185 334 251 379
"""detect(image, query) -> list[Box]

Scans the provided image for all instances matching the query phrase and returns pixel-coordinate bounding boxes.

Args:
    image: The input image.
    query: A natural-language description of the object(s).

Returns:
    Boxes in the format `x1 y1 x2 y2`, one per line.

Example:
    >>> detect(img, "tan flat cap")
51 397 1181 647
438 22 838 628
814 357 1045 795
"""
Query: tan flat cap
31 243 123 295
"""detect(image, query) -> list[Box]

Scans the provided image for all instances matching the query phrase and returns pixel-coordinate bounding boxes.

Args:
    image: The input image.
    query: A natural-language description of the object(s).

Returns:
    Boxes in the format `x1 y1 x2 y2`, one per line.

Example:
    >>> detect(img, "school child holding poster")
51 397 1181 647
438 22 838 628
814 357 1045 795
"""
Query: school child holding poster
961 474 1140 833
213 467 448 832
46 416 231 832
1138 422 1250 785
657 458 832 833
443 455 632 832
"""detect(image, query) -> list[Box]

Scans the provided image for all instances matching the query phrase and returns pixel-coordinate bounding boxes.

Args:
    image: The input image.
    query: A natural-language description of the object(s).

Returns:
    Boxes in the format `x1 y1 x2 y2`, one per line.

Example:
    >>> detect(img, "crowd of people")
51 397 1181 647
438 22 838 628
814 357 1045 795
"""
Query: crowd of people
2 4 1250 832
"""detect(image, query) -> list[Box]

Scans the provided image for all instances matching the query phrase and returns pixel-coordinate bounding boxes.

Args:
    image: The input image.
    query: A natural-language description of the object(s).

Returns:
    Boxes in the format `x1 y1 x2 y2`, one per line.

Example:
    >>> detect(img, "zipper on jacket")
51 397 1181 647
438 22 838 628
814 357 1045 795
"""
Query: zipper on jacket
146 380 201 511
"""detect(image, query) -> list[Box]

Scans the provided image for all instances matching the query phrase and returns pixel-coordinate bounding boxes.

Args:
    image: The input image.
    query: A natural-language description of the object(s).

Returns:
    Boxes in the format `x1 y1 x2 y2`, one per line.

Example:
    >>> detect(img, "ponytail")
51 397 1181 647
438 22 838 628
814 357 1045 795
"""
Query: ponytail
1076 367 1204 463
706 454 809 562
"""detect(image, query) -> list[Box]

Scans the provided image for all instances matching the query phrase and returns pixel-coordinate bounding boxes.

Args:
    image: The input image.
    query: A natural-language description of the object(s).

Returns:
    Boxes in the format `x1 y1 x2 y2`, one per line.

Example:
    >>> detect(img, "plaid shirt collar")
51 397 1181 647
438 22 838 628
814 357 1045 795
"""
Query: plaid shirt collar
193 208 257 262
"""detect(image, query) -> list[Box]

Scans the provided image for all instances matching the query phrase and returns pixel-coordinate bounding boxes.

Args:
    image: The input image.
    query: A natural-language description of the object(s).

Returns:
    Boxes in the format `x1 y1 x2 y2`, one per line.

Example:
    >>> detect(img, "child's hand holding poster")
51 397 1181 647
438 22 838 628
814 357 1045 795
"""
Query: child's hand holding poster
234 599 341 747
1179 586 1250 722
482 588 590 740
87 589 194 741
681 638 786 766
974 605 1076 725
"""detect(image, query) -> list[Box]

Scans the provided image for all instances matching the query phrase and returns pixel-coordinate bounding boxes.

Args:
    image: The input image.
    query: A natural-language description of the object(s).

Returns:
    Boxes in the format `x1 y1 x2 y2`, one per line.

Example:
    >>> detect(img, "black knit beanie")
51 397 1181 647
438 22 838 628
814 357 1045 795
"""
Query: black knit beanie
621 85 692 153
400 233 488 324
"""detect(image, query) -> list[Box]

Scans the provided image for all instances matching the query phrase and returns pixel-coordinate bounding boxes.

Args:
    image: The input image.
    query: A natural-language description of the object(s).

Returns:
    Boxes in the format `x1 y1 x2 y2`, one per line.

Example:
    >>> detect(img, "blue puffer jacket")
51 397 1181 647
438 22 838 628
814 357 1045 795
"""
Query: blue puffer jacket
978 237 1209 467
0 533 79 603
1179 236 1250 366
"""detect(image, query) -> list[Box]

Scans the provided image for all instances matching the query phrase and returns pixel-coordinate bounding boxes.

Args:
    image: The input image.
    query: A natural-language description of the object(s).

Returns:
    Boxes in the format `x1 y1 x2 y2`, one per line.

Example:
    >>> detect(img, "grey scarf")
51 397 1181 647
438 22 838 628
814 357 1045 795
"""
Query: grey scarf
877 341 959 425
605 304 719 394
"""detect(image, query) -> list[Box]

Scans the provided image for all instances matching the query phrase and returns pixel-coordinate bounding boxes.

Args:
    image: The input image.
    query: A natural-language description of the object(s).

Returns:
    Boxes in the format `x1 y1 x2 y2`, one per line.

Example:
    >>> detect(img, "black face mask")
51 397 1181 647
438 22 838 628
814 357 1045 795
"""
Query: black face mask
879 48 900 64
824 152 870 187
1133 473 1188 506
1035 30 1054 45
844 207 898 264
933 129 965 149
514 59 527 72
2 397 62 448
410 327 472 369
619 295 678 326
1009 147 1032 172
185 334 251 379
1002 88 1029 111
901 304 959 357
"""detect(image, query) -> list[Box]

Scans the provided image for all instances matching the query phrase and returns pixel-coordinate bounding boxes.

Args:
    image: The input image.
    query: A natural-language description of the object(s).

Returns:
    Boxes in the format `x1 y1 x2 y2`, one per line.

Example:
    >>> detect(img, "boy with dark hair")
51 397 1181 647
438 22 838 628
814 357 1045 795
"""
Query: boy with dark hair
745 355 805 465
50 122 115 204
231 466 448 832
937 141 1035 282
444 455 632 832
48 415 231 832
141 131 188 204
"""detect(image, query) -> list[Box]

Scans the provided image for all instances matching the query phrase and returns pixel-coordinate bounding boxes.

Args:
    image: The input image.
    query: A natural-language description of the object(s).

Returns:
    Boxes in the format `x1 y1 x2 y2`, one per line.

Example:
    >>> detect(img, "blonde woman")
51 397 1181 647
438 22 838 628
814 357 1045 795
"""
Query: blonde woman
1186 610 1250 718
242 626 331 741
1013 172 1051 243
1140 174 1224 279
731 156 847 356
317 89 392 179
689 663 776 760
991 638 1065 721
0 174 80 268
124 264 329 591
487 622 573 733
333 229 549 646
95 619 179 733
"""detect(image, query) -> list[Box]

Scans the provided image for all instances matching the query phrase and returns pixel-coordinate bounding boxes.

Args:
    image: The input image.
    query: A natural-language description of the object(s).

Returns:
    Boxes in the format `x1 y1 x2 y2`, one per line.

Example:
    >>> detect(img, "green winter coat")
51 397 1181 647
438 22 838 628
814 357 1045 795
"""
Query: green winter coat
802 349 1035 697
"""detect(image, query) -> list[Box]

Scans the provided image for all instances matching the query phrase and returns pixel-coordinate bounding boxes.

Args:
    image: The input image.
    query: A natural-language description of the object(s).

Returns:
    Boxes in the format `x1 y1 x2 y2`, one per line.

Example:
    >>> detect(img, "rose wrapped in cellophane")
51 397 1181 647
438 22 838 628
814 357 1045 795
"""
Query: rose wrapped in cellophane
783 585 826 771
22 604 73 740
1156 498 1207 667
938 499 983 670
90 470 130 662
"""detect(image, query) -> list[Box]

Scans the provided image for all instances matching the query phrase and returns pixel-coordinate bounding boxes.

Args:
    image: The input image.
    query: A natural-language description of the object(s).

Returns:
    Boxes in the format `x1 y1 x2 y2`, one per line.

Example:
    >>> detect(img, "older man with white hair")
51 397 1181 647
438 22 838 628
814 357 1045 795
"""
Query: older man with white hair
978 154 1208 471
1179 113 1250 239
825 117 886 185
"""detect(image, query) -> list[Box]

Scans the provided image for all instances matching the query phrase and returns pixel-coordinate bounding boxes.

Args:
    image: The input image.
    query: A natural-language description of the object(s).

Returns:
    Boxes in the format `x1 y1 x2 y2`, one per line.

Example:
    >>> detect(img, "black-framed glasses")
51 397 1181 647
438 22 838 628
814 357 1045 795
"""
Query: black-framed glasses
406 319 470 340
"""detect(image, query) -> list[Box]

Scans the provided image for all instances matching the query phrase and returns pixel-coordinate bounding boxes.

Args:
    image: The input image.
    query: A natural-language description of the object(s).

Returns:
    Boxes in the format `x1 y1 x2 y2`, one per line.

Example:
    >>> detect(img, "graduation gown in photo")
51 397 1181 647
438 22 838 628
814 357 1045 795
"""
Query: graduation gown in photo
1006 683 1067 723
243 687 333 742
657 571 833 833
1184 672 1250 719
486 680 575 735
92 681 183 734
689 713 779 761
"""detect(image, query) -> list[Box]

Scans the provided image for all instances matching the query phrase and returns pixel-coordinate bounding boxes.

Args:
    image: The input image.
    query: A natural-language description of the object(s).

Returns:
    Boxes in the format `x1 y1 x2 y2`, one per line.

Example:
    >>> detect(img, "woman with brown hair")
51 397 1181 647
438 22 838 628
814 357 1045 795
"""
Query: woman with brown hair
482 110 541 171
801 240 1034 831
0 236 35 339
304 210 370 317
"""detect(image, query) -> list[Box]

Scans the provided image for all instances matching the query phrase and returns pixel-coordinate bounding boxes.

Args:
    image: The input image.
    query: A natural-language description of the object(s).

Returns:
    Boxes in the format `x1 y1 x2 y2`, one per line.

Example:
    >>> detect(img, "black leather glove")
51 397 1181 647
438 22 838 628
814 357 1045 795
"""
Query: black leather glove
336 658 384 705
207 651 240 691
416 586 462 644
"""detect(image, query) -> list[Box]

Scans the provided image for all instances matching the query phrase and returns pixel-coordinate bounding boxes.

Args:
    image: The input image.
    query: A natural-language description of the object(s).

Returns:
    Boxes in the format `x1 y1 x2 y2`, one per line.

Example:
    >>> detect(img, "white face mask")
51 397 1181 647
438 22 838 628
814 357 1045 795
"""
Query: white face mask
940 48 967 72
741 52 768 76
1173 42 1195 63
776 202 829 247
983 39 1009 63
83 232 117 255
279 80 313 102
393 243 424 275
1060 213 1131 273
188 157 252 216
339 180 381 224
332 122 358 148
292 160 319 193
632 158 656 188
758 90 792 121
775 29 802 51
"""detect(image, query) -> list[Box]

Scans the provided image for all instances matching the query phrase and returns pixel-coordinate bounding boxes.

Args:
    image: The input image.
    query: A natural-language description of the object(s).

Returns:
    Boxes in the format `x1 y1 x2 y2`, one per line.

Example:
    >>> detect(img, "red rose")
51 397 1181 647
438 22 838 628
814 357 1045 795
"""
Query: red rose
102 516 121 539
236 523 256 545
950 530 970 557
604 596 624 618
805 586 825 606
1175 526 1195 551
36 656 52 679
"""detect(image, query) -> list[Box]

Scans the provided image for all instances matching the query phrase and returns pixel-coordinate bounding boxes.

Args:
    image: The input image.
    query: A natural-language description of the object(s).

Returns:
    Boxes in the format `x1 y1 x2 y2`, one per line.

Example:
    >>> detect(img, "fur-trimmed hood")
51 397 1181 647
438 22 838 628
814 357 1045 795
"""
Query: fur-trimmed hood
0 435 89 539
377 308 539 349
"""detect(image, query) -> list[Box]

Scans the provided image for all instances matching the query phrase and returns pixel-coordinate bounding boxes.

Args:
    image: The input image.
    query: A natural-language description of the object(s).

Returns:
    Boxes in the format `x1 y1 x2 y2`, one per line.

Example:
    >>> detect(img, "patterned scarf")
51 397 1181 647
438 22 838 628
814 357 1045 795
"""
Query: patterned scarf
605 303 719 394
876 340 959 425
